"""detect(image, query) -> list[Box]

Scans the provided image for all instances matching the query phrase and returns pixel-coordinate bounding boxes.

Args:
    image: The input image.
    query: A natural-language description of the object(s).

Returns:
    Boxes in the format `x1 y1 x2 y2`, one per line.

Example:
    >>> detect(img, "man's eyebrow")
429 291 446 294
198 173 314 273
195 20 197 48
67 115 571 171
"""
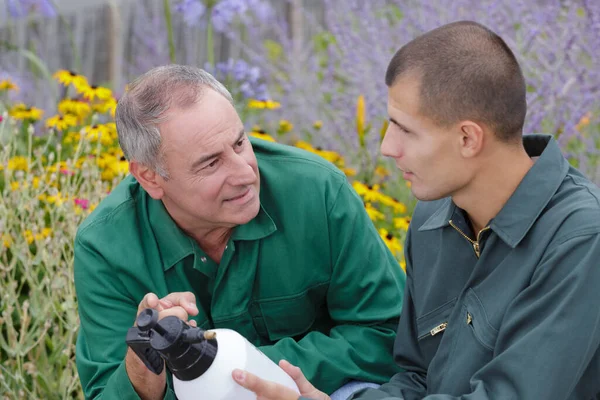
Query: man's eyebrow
190 129 245 171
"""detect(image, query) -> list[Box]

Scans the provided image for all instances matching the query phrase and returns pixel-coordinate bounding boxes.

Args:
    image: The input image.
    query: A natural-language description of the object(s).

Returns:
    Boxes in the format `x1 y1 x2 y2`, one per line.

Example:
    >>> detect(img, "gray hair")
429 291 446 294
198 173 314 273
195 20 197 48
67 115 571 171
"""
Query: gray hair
115 64 234 179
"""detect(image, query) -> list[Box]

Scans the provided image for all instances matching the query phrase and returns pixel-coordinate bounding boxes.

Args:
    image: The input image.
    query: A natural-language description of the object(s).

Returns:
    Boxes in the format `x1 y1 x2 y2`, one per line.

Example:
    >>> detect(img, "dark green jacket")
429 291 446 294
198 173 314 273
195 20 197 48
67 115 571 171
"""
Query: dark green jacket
351 135 600 400
75 138 405 399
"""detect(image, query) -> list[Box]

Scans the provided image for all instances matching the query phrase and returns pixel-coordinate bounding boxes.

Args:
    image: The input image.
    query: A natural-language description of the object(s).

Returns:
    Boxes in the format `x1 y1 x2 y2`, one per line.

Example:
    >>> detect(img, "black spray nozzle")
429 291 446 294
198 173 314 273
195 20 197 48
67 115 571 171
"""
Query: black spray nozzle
125 308 218 381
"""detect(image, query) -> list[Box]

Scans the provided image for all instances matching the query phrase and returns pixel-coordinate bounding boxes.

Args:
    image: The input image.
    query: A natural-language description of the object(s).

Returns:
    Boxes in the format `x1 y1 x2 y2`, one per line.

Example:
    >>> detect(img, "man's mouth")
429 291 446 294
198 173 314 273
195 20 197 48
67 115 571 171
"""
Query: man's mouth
225 188 250 202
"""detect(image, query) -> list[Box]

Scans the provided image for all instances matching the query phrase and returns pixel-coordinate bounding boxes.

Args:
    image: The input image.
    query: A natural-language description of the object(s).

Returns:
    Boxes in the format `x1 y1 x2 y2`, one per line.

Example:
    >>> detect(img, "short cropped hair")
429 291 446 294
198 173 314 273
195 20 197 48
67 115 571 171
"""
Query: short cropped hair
385 21 527 142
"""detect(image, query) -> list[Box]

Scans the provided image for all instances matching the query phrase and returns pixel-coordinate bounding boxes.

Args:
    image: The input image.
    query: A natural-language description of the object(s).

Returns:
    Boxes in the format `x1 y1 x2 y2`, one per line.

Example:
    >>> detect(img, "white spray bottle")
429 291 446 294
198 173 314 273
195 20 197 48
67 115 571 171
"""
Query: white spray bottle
126 308 300 399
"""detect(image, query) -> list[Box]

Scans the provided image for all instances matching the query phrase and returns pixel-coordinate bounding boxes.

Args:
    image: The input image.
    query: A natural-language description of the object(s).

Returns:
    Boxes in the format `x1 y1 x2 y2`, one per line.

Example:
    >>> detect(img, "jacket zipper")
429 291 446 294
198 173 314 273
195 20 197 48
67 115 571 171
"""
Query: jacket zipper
448 220 490 258
418 322 448 340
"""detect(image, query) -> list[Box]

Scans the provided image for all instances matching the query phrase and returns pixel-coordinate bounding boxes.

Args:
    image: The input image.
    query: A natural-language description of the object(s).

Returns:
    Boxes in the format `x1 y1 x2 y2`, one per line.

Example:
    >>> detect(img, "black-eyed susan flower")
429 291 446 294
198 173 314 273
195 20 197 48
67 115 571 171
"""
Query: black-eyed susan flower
393 216 411 231
365 203 385 221
379 228 403 258
53 70 89 92
248 99 281 109
250 131 276 142
91 97 117 116
342 167 357 177
83 124 114 146
0 79 19 91
46 114 78 131
379 196 407 214
58 99 91 119
81 85 113 101
9 103 44 121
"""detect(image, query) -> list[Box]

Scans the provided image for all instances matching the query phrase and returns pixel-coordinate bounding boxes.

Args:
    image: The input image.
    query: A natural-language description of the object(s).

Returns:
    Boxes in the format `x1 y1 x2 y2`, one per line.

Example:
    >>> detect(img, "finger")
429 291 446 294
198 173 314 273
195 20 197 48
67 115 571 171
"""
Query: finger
160 292 198 315
137 293 161 314
189 319 197 327
232 370 299 400
158 306 189 322
279 360 315 394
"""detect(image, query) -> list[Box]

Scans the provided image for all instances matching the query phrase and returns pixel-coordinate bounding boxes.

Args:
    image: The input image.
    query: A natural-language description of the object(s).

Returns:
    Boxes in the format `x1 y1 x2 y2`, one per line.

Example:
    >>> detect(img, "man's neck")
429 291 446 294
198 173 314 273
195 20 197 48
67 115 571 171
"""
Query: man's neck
162 202 233 263
453 144 535 236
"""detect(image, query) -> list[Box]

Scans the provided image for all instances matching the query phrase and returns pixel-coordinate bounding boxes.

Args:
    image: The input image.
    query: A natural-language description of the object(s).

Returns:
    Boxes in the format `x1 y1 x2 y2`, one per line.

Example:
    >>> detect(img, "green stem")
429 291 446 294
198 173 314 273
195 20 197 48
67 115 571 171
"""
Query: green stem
163 0 176 63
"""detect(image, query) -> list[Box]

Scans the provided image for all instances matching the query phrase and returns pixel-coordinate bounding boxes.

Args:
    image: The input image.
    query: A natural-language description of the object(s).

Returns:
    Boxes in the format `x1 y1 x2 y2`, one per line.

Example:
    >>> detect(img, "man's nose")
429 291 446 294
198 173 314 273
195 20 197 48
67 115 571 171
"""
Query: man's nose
227 152 256 185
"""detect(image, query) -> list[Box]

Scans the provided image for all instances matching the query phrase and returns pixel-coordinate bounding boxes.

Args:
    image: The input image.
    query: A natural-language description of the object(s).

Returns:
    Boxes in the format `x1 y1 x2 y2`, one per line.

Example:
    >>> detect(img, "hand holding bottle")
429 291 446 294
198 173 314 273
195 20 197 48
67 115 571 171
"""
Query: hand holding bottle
233 360 331 400
125 292 199 400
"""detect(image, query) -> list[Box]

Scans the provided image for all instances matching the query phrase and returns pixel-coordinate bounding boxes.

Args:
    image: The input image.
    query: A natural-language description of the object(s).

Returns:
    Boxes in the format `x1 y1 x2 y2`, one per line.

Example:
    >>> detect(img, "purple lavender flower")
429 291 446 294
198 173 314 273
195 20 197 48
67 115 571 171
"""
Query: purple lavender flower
174 0 273 32
175 0 206 26
6 0 56 18
206 59 269 100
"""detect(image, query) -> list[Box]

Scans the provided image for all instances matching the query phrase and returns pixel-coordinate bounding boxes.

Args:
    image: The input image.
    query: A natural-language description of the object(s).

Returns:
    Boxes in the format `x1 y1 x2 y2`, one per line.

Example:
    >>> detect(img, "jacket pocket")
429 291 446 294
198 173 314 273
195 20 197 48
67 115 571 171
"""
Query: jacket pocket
258 282 328 342
463 289 498 351
416 297 457 362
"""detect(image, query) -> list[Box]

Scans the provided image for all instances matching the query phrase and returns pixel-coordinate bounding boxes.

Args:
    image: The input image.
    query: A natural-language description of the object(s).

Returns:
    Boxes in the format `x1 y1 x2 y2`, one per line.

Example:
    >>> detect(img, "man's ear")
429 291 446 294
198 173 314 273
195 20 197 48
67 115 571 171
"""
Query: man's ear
458 121 485 159
129 161 165 200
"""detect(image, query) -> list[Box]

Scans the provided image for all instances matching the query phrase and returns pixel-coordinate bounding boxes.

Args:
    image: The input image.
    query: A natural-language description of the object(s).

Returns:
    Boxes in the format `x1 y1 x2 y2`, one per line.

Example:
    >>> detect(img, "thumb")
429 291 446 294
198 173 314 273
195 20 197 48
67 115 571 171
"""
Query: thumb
279 360 315 393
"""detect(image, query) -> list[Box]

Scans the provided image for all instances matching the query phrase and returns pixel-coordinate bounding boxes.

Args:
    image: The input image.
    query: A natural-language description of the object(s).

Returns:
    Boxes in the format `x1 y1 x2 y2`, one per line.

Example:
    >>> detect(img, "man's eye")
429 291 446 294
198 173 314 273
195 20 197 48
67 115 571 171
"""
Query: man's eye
205 159 219 169
236 138 246 147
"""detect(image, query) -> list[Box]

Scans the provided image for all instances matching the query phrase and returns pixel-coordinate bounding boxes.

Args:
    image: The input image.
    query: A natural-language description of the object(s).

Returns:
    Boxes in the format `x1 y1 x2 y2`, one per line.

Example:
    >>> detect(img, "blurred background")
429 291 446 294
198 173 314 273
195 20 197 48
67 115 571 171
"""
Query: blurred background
0 0 598 398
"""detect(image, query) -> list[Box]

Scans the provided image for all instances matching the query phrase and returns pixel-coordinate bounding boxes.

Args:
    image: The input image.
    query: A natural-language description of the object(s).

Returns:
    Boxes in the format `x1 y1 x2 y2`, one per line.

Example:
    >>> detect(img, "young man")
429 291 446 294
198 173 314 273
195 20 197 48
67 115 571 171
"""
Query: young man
236 20 600 400
74 65 405 399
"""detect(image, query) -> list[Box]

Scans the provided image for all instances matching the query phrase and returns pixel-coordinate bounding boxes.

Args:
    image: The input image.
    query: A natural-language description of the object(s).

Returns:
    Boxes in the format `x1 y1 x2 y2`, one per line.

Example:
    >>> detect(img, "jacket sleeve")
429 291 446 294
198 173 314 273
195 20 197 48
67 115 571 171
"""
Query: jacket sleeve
259 181 406 395
74 233 176 400
352 231 600 399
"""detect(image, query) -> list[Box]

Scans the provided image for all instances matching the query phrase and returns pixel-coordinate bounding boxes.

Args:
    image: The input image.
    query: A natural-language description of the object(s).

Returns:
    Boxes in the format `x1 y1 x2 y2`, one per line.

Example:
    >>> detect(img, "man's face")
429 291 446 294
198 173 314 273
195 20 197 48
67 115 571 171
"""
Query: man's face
381 76 471 201
156 89 261 231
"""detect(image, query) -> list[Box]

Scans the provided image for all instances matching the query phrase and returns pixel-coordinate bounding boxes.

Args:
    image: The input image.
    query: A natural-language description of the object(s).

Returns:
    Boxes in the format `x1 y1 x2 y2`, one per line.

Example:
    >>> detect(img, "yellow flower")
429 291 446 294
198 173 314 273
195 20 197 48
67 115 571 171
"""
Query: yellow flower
379 228 403 258
58 99 92 119
278 119 293 133
84 124 114 146
356 95 366 146
315 148 342 164
23 230 34 244
295 141 315 152
7 156 29 171
81 85 113 101
313 120 323 130
8 103 44 121
0 79 19 91
380 196 407 214
92 97 117 115
248 99 281 109
2 234 12 248
10 181 20 191
400 258 406 272
375 165 390 178
250 132 276 142
53 70 89 92
342 167 357 177
394 216 411 231
63 131 82 145
575 112 591 131
46 114 78 131
405 181 412 188
365 203 385 221
379 119 389 142
45 192 64 205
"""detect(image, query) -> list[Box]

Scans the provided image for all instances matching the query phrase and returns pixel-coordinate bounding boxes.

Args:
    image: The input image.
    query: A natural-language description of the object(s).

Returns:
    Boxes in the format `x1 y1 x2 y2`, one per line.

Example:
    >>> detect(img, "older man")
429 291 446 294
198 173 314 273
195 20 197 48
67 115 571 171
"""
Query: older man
74 65 405 399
